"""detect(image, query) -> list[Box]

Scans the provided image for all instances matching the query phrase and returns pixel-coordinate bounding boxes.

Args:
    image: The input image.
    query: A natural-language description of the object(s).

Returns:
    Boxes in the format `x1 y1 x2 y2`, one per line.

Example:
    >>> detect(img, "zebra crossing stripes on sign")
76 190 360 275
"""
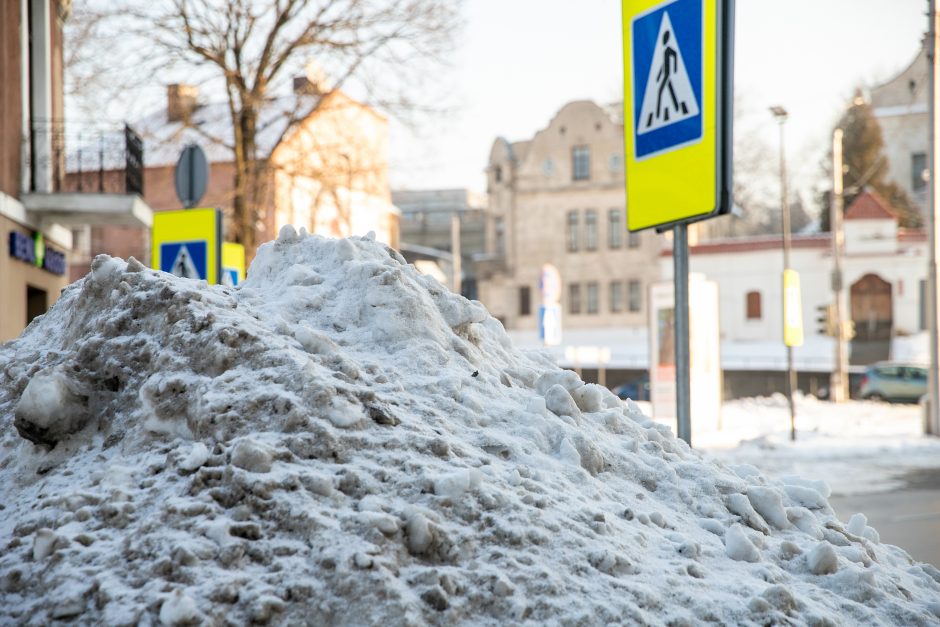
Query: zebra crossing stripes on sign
160 241 208 280
632 0 703 159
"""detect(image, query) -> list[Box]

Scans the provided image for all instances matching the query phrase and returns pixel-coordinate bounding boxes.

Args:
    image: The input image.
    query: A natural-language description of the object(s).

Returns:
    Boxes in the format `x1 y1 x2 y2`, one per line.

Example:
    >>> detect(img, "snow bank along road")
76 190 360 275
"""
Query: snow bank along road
1 228 939 625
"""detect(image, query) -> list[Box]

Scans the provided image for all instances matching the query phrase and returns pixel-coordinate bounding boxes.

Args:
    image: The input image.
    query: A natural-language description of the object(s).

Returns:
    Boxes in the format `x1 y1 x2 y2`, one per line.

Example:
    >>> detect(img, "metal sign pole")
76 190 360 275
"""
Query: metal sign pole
929 0 940 435
674 223 691 445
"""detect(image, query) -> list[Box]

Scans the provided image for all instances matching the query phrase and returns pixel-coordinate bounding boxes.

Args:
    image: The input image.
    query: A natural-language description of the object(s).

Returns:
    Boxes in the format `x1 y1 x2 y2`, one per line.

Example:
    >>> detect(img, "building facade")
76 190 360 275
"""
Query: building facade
660 192 928 398
71 81 400 277
0 0 152 341
478 100 663 343
870 46 928 214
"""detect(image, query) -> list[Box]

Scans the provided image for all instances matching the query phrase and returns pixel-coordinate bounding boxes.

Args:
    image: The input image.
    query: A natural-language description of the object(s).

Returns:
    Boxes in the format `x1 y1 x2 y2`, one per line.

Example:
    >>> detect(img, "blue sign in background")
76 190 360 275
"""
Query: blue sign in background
160 240 208 280
632 0 703 159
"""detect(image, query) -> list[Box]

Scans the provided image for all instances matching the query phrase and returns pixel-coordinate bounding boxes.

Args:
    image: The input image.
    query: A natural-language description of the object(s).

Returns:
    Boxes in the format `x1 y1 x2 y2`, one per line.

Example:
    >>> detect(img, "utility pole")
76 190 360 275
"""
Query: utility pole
928 0 940 435
771 105 798 440
831 129 849 402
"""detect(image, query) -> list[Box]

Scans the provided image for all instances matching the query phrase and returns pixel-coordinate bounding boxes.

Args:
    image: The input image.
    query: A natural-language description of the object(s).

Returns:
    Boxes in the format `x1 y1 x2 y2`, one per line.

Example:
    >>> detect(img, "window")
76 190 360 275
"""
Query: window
913 152 927 192
610 281 624 313
608 209 623 248
572 146 590 181
585 210 598 251
566 210 579 252
519 286 531 317
493 165 503 183
627 231 641 249
628 280 642 312
568 283 582 314
586 282 599 314
746 291 762 320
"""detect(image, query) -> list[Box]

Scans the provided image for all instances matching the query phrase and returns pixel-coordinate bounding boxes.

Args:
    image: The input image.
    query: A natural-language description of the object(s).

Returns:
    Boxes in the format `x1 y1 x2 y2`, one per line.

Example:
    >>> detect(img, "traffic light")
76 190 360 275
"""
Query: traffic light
815 304 836 336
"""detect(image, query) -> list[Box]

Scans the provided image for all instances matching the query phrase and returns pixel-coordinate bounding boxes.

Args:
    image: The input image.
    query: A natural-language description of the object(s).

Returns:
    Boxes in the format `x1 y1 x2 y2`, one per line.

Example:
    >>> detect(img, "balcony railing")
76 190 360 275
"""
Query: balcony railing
29 120 144 196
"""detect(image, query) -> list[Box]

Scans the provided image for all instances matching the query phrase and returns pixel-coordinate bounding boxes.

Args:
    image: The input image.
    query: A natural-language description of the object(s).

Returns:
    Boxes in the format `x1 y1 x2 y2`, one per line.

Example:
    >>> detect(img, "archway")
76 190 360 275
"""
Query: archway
849 273 893 364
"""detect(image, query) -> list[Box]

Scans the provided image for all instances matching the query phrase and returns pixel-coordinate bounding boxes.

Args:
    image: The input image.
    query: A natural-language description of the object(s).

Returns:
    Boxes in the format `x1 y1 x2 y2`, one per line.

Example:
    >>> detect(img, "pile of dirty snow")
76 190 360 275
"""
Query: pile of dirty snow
1 227 939 626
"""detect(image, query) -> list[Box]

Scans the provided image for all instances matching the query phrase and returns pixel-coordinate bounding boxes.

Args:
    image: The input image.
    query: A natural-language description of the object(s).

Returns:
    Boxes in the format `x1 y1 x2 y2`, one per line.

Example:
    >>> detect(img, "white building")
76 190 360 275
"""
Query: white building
660 191 927 397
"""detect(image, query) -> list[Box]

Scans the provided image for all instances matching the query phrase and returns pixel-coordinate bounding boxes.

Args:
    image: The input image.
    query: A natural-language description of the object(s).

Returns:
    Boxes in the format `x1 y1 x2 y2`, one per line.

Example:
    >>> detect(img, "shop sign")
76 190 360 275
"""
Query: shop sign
8 231 66 276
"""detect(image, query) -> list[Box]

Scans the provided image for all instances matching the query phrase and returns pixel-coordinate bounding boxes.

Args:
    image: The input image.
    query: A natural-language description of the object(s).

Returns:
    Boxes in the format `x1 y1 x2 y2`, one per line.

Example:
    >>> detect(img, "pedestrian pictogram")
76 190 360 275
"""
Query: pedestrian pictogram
637 12 699 135
631 0 703 160
160 241 208 280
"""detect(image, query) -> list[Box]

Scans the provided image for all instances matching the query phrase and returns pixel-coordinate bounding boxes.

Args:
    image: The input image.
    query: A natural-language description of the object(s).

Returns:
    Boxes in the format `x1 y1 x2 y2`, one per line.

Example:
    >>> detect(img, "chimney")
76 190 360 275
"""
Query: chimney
293 60 331 95
167 84 199 123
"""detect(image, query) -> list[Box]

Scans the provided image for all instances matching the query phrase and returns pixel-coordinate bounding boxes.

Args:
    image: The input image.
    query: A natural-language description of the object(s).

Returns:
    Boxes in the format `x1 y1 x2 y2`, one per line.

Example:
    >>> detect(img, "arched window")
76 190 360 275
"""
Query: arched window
746 291 762 320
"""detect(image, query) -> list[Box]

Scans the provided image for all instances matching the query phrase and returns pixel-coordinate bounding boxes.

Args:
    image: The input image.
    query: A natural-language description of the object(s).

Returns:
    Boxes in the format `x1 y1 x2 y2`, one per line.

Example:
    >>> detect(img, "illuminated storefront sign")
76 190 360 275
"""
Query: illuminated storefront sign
8 231 66 276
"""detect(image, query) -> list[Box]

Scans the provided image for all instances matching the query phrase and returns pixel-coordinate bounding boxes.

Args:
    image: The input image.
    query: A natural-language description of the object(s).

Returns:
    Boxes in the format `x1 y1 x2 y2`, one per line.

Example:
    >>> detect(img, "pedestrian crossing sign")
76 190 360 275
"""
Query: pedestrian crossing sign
622 0 734 231
151 208 223 284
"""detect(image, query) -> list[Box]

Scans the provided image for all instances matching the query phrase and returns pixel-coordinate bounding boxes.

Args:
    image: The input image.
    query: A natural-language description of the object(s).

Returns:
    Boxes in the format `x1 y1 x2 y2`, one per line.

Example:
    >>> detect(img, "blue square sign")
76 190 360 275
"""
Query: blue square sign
632 0 703 159
160 240 208 280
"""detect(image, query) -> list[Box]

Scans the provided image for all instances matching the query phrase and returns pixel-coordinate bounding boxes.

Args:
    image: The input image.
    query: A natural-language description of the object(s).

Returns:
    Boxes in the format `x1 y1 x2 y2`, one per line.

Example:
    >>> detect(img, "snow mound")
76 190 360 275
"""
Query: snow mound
1 229 939 625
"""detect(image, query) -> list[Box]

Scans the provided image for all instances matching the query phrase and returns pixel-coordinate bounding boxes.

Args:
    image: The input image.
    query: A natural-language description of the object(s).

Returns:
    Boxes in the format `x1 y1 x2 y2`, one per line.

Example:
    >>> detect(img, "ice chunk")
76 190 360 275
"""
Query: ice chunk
725 524 760 562
32 528 59 561
558 438 581 467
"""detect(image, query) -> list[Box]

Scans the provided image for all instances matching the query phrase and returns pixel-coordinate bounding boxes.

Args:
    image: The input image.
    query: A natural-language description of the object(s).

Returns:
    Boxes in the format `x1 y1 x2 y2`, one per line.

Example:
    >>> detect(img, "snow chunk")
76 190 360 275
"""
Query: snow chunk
405 509 433 555
178 442 210 472
544 384 581 419
746 487 790 530
32 528 60 561
230 439 273 473
434 469 482 498
807 542 840 575
159 589 201 626
725 524 760 562
324 396 366 428
14 368 89 445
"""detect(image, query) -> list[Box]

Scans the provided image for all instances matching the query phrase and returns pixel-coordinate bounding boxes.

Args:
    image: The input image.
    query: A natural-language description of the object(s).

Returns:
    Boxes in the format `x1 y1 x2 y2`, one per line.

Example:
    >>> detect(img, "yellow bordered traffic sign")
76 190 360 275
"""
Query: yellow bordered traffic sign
222 242 246 286
622 0 734 231
151 208 222 284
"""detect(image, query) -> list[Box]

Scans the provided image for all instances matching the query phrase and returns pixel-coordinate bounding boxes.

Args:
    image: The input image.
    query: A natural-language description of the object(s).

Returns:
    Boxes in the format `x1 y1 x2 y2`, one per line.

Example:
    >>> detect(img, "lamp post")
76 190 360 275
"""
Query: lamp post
771 105 798 441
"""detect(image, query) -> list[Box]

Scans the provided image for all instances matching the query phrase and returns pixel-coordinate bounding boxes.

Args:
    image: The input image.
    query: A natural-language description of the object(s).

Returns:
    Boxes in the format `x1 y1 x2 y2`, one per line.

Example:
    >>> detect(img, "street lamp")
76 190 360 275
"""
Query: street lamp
771 105 798 441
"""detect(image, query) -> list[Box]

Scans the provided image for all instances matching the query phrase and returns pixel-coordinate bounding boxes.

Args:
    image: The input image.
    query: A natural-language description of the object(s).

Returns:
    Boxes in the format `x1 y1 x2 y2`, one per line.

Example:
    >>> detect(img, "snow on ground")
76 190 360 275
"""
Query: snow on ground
689 395 940 497
1 229 940 625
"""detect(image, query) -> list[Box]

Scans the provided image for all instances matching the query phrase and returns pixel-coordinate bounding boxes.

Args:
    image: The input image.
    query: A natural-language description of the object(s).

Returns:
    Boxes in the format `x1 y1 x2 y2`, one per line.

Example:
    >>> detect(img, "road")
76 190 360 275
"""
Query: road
828 467 940 568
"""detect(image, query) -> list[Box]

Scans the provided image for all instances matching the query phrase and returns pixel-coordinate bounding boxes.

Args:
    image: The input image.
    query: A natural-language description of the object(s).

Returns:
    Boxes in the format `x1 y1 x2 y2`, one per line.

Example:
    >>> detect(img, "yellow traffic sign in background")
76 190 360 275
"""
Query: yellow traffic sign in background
151 208 222 284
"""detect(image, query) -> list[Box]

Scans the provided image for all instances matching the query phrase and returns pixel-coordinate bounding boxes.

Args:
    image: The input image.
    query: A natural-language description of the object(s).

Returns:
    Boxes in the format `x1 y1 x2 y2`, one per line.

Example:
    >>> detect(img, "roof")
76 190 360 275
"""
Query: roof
132 93 324 168
661 233 831 256
844 191 897 221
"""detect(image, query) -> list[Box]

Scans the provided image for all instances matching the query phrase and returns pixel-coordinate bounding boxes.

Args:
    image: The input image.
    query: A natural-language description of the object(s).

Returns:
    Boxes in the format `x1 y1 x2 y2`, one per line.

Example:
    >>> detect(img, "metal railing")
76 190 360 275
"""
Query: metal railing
29 120 144 196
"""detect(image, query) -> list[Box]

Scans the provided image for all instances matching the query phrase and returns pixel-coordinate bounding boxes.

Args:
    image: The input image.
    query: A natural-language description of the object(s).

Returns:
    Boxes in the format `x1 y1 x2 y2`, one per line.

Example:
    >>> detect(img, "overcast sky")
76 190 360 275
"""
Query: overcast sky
389 0 928 204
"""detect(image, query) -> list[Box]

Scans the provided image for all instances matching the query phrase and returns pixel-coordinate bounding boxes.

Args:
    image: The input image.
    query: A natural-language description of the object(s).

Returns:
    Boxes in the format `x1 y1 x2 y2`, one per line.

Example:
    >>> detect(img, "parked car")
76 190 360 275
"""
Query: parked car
613 376 650 402
859 362 927 403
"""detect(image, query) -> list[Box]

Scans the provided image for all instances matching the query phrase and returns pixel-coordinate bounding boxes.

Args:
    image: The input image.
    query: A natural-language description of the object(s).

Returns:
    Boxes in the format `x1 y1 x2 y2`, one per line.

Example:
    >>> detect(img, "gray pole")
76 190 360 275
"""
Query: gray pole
929 0 940 435
773 107 797 440
674 223 692 446
831 129 849 402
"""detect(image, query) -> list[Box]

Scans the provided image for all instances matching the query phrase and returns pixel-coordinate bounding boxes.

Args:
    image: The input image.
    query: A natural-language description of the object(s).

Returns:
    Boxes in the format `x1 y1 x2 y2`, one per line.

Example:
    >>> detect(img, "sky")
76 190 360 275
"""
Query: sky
389 0 928 207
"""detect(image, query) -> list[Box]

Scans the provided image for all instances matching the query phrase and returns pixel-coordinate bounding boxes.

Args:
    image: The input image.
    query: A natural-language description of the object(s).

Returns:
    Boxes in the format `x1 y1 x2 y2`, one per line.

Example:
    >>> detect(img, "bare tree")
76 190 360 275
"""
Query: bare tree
70 0 461 255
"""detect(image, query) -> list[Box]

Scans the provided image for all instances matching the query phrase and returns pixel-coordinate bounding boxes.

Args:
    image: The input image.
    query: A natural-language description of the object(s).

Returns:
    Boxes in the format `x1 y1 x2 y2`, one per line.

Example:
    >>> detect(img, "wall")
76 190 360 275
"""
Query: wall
0 2 23 197
0 213 68 342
